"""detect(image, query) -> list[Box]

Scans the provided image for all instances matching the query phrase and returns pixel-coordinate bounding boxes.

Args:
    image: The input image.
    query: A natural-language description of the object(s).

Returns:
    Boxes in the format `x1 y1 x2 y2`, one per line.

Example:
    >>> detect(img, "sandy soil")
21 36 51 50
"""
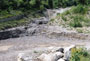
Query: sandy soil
0 35 90 61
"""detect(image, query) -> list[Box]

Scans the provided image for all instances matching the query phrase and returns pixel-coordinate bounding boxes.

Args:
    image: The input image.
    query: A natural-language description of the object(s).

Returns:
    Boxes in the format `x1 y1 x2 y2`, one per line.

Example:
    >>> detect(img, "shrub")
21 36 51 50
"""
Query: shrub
0 10 9 16
72 5 88 14
70 48 90 61
69 16 83 27
69 15 90 27
61 15 67 21
69 21 82 28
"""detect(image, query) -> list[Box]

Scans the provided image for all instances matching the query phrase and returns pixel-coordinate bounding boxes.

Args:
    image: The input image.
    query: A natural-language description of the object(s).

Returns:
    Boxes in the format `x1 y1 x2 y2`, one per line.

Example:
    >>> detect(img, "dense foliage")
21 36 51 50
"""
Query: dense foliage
0 0 90 11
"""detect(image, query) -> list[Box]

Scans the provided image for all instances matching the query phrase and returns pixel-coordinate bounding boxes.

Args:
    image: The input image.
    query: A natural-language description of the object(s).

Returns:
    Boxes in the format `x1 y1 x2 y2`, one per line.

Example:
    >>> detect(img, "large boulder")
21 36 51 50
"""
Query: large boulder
64 45 76 61
37 52 64 61
38 45 76 61
57 58 65 61
17 45 76 61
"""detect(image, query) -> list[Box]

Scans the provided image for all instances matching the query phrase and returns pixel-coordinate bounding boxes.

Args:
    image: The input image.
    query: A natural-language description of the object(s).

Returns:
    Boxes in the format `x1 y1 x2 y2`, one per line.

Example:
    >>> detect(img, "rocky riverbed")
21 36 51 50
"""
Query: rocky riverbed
0 8 90 61
0 35 90 61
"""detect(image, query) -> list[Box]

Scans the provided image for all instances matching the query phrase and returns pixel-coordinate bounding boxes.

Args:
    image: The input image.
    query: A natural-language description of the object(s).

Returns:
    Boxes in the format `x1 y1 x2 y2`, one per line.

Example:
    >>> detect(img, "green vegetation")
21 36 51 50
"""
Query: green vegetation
50 19 55 22
76 28 83 33
76 28 90 33
70 48 90 61
0 10 22 19
71 5 88 14
49 4 90 33
62 5 89 15
69 15 83 27
55 5 90 28
0 0 90 30
0 0 90 11
0 19 28 30
0 0 90 18
0 9 44 30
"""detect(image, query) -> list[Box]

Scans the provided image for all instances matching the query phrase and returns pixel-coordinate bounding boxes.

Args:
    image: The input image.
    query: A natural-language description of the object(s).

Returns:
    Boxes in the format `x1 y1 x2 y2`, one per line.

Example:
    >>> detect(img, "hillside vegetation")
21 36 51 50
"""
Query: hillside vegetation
0 0 90 18
0 0 90 30
49 5 90 33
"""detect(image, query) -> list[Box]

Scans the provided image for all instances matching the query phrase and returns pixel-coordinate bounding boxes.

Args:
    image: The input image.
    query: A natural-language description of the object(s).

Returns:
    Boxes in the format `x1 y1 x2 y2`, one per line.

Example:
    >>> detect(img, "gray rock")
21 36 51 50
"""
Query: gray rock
37 52 64 61
17 53 33 61
17 45 76 61
58 58 65 61
37 45 76 61
56 48 64 53
0 26 26 40
26 28 37 36
32 17 48 25
64 45 76 61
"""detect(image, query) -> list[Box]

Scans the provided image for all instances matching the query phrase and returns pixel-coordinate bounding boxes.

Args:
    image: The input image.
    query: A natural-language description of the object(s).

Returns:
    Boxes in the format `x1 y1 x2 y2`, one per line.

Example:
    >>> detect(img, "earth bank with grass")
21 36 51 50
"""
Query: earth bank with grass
49 5 90 34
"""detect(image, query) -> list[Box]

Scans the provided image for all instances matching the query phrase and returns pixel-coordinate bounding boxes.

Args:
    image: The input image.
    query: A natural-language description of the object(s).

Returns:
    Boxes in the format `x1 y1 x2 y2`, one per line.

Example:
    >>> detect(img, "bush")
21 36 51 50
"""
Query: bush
70 48 90 61
57 5 90 28
72 5 88 14
69 16 83 27
76 0 90 5
0 0 89 11
69 15 90 27
61 15 67 21
0 10 9 16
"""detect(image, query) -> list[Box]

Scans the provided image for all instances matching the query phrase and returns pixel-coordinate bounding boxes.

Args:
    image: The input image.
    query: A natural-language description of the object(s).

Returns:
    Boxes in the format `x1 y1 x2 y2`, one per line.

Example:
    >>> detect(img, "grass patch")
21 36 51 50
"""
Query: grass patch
56 5 90 28
0 10 22 20
0 18 28 30
76 28 83 33
48 5 90 33
76 28 90 34
70 48 90 61
69 15 90 27
61 15 67 21
69 15 83 27
0 10 45 30
50 19 55 22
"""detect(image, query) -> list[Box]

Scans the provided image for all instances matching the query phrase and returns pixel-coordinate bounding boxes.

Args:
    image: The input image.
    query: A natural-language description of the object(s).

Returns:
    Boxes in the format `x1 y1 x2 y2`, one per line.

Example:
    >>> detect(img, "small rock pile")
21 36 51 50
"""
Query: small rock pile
17 45 76 61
